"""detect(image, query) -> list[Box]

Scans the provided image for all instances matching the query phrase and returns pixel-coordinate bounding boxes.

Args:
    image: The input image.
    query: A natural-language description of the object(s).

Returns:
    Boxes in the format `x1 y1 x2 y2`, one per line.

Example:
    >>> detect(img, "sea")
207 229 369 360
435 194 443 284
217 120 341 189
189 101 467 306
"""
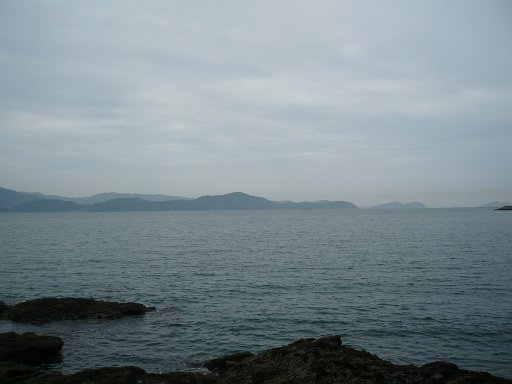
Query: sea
0 208 511 378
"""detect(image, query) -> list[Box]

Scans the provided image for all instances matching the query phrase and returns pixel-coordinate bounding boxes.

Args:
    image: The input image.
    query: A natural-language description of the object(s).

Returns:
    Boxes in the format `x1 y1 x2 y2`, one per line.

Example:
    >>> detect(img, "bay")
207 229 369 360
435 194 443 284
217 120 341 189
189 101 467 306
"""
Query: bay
0 208 511 378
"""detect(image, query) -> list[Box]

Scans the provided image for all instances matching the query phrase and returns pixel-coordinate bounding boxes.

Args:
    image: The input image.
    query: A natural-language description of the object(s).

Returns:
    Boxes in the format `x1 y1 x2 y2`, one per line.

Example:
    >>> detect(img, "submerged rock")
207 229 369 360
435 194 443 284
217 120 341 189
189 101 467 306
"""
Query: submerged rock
0 332 63 365
0 335 510 383
0 297 154 324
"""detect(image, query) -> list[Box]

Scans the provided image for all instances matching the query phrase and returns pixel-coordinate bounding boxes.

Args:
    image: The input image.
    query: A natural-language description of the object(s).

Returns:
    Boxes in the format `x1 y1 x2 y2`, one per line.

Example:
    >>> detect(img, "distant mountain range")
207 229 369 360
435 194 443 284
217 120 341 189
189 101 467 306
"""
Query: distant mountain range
0 187 357 212
372 201 426 209
23 191 191 205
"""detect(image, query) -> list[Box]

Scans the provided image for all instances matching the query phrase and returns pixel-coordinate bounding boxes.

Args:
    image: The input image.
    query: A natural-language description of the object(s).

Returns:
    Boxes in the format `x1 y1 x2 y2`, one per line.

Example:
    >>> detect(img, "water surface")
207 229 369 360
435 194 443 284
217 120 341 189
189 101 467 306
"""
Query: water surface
0 209 511 378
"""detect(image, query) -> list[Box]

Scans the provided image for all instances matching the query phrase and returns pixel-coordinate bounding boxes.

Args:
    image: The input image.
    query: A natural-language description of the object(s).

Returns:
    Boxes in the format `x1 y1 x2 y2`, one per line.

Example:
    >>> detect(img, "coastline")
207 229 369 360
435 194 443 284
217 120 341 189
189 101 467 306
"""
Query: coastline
1 332 511 383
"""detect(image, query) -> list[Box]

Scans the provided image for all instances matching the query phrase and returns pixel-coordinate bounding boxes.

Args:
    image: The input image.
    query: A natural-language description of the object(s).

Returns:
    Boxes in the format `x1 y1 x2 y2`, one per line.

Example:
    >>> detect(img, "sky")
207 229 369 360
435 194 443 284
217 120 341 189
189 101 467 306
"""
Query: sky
0 0 511 207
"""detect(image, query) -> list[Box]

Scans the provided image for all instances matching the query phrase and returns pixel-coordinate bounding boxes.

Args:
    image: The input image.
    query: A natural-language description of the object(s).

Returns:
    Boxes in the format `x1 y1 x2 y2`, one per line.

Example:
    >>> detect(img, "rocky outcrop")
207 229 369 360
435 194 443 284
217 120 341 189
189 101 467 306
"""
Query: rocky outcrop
0 297 155 324
204 335 511 383
0 332 63 365
0 335 510 383
0 362 219 384
0 301 8 315
0 362 64 384
66 366 219 384
496 205 512 210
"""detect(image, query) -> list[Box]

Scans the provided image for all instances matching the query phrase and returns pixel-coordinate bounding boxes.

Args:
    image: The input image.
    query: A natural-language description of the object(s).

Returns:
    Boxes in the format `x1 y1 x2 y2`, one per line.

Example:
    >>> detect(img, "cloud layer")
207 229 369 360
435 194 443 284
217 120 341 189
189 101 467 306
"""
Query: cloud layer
1 0 511 206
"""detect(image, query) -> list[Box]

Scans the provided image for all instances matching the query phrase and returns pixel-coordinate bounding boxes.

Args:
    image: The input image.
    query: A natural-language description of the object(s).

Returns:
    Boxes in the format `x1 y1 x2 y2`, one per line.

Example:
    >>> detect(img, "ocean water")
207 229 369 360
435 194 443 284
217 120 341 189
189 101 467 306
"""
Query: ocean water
0 209 511 378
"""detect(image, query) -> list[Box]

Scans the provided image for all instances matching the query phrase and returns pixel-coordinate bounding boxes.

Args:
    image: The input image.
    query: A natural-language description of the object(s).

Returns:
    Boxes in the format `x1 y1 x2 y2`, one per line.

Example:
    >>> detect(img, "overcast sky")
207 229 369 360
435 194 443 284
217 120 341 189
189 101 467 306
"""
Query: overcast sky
1 0 511 207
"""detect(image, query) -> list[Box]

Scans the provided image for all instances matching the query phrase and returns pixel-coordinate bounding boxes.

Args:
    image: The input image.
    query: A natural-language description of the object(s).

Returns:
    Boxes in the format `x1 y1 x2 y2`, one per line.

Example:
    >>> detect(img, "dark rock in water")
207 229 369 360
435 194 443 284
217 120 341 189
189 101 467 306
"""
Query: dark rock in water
0 332 63 365
495 205 512 210
0 297 153 324
204 335 510 383
203 351 254 371
0 335 510 383
66 366 219 384
0 301 9 315
0 361 64 384
0 363 220 383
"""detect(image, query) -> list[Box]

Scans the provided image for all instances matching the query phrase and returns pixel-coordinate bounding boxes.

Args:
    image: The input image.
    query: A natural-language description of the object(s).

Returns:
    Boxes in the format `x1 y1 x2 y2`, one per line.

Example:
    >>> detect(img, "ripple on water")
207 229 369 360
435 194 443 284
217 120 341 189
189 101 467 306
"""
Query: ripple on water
0 209 511 378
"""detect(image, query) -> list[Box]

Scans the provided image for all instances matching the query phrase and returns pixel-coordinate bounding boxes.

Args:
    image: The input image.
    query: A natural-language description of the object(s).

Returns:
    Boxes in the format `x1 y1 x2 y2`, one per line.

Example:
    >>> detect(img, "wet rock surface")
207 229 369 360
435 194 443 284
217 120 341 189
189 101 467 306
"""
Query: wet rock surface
0 363 219 384
0 335 510 383
0 297 154 324
0 301 9 316
206 335 512 383
0 332 63 365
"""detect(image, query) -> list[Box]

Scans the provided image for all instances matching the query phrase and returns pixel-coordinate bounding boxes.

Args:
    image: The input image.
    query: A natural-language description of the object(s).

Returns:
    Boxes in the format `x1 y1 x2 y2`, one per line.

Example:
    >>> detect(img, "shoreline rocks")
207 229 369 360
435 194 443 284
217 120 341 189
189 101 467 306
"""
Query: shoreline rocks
204 335 511 383
0 301 8 316
0 332 63 365
0 335 510 383
0 297 155 324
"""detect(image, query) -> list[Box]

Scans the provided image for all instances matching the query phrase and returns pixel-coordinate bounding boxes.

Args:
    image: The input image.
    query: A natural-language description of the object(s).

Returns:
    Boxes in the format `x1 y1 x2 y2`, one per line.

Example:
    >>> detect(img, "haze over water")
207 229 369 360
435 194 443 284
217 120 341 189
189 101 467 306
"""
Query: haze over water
1 208 511 379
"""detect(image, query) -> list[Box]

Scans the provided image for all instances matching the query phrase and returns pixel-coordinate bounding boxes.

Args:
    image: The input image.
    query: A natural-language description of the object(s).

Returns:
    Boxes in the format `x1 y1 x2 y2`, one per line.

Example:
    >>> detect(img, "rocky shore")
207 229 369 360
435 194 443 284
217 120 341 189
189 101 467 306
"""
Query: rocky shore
1 333 510 384
0 332 63 365
1 298 510 383
0 298 154 324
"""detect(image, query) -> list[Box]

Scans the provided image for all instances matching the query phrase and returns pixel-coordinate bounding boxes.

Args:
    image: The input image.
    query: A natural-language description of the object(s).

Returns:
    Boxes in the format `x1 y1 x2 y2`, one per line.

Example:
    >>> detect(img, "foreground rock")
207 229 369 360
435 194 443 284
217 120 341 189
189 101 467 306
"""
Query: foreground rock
206 335 511 383
0 301 8 316
0 335 510 383
0 363 218 384
0 332 63 364
0 297 154 324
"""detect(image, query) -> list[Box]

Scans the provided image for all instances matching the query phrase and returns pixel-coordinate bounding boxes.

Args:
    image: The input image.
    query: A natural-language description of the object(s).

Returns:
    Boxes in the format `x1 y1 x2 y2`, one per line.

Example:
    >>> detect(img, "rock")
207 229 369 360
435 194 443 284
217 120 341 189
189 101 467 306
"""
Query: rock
0 335 510 383
203 351 254 371
0 301 9 315
65 366 148 384
66 366 220 384
0 362 64 384
204 335 511 384
0 363 220 384
0 332 63 365
0 297 153 324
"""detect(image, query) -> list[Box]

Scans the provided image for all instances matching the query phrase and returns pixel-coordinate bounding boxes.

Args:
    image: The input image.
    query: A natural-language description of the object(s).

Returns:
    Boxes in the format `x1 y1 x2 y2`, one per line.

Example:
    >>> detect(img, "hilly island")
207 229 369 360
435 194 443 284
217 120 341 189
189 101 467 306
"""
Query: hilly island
0 187 357 213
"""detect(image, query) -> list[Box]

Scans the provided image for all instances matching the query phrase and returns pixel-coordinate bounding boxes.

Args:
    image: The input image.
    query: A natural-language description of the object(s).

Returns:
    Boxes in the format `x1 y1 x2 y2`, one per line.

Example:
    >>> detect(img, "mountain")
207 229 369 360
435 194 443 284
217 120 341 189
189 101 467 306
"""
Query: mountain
12 199 86 212
88 192 357 212
193 192 275 210
0 187 39 208
0 187 191 207
88 198 195 212
374 201 426 209
281 200 357 209
1 187 358 212
88 198 163 212
62 192 192 205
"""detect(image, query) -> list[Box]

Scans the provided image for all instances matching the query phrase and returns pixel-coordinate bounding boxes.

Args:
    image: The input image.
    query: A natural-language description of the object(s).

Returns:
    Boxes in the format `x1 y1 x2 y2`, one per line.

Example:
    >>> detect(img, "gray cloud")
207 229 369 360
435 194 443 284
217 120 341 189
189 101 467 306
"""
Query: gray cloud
1 0 511 206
